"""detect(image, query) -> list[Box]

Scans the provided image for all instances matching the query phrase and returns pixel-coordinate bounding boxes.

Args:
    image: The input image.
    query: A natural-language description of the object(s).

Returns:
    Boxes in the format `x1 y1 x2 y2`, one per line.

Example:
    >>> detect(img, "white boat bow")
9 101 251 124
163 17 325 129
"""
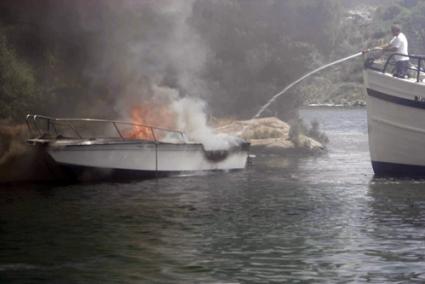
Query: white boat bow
364 53 425 176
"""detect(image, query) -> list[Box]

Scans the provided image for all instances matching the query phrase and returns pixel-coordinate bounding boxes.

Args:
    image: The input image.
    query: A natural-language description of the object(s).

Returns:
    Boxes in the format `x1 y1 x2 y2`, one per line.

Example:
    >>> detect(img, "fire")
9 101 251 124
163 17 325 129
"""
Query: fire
126 102 177 141
127 106 154 140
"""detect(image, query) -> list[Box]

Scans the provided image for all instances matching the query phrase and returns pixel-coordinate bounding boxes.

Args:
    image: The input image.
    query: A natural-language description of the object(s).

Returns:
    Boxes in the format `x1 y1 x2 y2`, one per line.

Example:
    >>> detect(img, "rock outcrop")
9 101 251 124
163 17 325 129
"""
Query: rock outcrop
216 117 325 154
0 124 54 183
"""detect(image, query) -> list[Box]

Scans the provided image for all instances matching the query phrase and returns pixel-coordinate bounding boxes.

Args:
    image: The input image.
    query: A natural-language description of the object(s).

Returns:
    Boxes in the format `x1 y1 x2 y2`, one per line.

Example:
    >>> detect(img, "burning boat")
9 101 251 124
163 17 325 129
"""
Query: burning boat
25 114 249 181
364 53 425 176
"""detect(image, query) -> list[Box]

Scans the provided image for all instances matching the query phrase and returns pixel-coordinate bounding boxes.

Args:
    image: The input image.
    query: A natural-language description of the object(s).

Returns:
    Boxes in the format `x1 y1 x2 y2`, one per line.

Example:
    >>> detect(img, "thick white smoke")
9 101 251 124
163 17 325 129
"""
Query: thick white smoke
145 85 242 151
153 0 209 97
171 96 243 151
113 1 241 150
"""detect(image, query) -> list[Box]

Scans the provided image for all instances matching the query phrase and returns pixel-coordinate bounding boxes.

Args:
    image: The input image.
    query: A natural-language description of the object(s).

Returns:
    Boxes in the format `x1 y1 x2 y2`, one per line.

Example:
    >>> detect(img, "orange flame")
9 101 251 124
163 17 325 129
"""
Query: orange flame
127 106 154 140
126 102 177 141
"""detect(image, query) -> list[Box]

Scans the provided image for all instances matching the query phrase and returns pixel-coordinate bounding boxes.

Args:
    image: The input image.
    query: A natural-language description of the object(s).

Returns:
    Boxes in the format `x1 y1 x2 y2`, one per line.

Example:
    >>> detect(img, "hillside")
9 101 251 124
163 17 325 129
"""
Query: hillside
300 0 425 107
0 0 424 121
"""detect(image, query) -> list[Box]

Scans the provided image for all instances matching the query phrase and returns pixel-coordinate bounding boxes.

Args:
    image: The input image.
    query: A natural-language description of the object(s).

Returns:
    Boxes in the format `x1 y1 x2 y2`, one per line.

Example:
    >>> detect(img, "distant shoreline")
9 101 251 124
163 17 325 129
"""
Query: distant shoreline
303 103 366 108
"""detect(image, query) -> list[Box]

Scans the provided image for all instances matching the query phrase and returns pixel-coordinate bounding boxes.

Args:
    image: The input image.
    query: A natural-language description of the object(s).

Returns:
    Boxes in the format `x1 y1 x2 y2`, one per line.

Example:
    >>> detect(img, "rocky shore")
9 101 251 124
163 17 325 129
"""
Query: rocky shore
0 124 54 184
216 117 325 154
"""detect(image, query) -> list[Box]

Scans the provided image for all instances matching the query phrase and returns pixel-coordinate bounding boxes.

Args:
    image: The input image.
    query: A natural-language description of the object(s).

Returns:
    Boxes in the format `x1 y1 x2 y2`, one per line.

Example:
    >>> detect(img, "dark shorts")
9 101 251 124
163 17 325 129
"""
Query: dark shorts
394 60 409 78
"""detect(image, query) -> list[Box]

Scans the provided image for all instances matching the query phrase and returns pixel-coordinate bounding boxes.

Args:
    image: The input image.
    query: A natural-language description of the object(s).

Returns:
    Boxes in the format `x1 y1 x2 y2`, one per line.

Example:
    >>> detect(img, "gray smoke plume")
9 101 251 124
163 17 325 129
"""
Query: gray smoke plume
71 0 211 118
49 1 239 150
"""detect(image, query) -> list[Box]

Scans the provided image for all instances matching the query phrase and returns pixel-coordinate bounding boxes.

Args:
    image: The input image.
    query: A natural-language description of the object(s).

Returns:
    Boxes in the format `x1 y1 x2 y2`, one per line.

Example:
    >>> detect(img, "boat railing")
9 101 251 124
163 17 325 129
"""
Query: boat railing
365 53 425 83
25 114 187 143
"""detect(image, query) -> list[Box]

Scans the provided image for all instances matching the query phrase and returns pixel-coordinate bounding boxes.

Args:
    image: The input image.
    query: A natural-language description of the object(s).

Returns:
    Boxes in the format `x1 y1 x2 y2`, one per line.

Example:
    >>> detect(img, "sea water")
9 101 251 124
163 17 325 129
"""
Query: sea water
2 108 425 283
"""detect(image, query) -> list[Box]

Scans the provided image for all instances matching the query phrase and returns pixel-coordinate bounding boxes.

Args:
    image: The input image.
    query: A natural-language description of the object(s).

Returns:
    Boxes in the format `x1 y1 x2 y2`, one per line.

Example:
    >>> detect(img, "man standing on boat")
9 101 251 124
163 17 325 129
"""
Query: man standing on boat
381 23 409 78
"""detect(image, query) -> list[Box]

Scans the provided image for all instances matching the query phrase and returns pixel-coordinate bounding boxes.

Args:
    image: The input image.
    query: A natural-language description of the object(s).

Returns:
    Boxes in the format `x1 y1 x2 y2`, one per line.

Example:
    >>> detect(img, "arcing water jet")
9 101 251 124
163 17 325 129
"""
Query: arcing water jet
252 52 363 119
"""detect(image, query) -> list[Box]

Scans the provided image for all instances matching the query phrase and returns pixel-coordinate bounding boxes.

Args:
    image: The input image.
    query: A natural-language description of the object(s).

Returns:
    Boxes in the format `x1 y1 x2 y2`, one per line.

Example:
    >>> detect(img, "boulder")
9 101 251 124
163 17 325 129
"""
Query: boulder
216 117 324 154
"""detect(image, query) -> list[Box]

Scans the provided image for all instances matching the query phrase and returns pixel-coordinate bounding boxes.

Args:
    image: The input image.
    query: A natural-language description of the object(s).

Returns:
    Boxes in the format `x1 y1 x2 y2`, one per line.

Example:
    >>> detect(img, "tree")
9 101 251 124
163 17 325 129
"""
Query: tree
191 0 343 119
0 31 39 120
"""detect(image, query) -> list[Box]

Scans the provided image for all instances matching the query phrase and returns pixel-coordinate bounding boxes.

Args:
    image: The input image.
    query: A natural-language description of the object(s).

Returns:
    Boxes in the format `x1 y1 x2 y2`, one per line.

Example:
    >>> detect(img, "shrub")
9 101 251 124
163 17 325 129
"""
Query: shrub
289 118 329 146
0 33 39 121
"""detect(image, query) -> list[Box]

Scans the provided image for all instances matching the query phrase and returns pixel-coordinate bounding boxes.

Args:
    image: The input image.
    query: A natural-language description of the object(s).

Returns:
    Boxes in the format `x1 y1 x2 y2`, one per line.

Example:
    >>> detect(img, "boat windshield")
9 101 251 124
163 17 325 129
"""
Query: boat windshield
25 114 187 143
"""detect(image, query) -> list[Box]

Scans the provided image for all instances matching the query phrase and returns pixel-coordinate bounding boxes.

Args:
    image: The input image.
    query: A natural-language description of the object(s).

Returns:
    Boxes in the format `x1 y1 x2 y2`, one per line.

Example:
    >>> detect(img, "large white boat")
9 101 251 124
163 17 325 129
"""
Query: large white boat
25 114 250 181
363 53 425 176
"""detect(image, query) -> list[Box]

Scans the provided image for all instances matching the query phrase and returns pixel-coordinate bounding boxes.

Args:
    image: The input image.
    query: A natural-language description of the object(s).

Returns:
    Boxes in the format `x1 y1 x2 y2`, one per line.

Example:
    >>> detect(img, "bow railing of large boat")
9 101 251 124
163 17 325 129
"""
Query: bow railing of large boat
26 114 187 143
365 53 425 83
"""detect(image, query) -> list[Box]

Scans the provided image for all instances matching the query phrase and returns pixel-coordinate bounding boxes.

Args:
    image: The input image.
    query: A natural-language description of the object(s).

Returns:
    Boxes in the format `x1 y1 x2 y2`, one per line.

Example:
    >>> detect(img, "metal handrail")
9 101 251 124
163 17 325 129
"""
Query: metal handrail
25 114 187 143
367 53 425 83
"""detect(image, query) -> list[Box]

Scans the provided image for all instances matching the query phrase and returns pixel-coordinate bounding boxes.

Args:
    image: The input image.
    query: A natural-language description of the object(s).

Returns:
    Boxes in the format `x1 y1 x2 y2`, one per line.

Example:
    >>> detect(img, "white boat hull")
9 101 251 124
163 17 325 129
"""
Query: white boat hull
364 69 425 176
25 114 250 181
46 140 249 175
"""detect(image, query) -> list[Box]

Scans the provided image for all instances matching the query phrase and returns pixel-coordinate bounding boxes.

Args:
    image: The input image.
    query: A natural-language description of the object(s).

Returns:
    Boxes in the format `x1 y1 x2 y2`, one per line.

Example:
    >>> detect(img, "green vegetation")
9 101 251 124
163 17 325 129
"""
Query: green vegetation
0 0 424 122
0 31 39 120
191 0 343 118
302 0 425 106
289 118 329 147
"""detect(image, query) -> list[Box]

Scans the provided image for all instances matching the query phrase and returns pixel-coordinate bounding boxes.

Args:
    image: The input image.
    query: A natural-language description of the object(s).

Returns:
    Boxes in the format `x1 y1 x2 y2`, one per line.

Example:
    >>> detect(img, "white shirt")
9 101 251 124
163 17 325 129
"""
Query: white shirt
389 32 409 61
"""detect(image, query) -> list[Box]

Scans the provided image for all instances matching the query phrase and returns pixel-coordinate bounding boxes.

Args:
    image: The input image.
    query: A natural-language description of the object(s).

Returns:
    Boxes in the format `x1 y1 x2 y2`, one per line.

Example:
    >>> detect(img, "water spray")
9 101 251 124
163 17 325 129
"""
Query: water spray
252 52 363 119
237 52 363 136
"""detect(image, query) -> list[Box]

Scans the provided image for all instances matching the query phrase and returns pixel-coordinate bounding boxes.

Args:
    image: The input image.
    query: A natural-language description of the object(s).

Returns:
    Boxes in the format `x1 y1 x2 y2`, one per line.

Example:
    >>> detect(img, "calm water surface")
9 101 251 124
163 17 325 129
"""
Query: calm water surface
2 108 425 283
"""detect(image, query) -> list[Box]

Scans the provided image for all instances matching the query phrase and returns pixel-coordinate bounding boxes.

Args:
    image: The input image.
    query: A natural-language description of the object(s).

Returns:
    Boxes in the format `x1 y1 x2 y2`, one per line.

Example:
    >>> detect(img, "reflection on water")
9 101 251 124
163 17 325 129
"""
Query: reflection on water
365 179 425 282
1 108 425 283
